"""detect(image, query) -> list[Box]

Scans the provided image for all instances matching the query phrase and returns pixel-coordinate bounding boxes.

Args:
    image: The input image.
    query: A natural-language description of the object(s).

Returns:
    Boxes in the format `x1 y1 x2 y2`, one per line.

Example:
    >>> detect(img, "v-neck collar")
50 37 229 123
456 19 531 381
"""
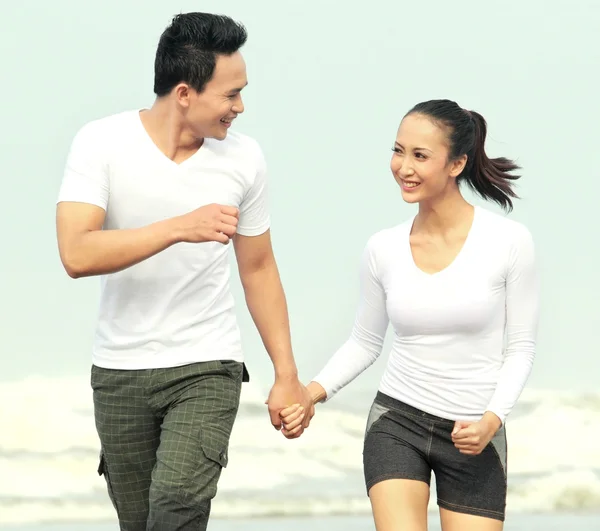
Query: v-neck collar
407 206 480 278
134 109 209 169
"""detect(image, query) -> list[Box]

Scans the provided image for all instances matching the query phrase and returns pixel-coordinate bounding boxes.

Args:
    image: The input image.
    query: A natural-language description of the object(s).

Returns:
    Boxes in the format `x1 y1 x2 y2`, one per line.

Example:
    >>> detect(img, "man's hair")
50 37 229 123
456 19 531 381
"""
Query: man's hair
153 12 248 97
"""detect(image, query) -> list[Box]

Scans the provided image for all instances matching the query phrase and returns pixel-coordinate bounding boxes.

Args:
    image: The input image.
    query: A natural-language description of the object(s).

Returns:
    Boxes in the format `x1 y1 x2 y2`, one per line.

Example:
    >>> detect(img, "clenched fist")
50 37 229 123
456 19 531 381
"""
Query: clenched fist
176 204 239 244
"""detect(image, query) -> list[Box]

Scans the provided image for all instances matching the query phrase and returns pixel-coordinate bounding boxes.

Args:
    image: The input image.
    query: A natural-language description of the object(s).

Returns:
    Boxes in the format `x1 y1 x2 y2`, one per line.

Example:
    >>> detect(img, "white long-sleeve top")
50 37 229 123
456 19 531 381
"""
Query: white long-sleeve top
313 206 539 425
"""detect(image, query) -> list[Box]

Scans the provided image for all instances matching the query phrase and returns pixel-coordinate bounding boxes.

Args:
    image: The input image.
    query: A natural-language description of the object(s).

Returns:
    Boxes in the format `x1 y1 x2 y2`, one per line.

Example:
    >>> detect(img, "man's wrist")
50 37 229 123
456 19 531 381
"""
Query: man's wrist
157 216 184 246
273 362 298 381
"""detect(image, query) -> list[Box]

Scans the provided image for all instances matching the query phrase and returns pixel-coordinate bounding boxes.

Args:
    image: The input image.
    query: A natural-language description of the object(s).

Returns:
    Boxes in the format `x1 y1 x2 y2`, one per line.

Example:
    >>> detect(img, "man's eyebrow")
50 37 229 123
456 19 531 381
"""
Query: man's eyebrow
228 82 248 94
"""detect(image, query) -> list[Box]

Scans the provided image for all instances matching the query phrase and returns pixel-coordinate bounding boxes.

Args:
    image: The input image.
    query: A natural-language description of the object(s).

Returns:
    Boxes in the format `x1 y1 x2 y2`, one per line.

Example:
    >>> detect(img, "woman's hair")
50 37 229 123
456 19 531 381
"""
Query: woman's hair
406 99 520 212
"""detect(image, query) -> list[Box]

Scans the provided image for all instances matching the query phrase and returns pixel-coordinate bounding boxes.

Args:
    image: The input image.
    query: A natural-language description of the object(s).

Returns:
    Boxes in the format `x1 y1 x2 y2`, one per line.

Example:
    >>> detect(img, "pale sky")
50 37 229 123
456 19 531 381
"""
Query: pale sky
1 0 598 398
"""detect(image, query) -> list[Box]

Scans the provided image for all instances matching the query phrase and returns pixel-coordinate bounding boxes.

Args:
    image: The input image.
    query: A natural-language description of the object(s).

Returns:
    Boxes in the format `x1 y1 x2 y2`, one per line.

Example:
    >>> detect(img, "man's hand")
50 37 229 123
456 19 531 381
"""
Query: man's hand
56 202 239 278
279 381 325 439
176 203 239 244
266 376 314 439
233 231 314 439
451 412 502 455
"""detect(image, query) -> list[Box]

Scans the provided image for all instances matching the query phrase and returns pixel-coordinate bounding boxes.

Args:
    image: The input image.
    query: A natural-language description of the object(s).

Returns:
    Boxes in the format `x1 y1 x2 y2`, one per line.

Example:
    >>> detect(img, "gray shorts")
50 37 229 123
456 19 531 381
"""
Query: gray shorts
363 392 507 522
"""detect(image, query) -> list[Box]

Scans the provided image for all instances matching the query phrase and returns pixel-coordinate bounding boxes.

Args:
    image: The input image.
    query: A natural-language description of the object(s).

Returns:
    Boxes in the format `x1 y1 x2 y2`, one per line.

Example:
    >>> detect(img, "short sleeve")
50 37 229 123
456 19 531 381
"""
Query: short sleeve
57 123 110 210
236 142 270 237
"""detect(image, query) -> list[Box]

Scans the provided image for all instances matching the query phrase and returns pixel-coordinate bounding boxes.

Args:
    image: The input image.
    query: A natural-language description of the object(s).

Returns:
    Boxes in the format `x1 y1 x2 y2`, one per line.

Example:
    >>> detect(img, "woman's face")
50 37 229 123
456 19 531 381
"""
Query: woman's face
390 113 466 205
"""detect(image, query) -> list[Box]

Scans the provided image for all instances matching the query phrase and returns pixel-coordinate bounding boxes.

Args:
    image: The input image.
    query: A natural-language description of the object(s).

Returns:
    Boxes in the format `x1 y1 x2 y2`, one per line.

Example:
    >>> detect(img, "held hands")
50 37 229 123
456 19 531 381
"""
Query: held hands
451 412 502 455
278 381 326 439
176 204 239 245
265 376 315 440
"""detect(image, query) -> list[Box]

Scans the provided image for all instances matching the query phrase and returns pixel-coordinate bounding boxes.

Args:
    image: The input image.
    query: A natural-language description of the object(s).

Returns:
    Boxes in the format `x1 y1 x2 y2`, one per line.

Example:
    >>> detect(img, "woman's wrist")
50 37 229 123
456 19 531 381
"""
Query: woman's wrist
307 381 327 404
481 411 502 434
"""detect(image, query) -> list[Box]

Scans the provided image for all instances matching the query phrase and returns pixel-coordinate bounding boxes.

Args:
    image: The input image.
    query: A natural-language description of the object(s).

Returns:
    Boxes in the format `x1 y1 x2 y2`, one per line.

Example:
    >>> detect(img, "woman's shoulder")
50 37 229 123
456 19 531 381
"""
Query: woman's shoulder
366 217 414 249
476 206 533 241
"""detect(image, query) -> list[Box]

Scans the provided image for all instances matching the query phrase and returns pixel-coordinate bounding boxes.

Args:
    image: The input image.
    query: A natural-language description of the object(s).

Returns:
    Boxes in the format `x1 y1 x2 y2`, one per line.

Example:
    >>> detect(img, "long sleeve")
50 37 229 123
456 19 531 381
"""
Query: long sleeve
312 238 390 401
485 226 540 424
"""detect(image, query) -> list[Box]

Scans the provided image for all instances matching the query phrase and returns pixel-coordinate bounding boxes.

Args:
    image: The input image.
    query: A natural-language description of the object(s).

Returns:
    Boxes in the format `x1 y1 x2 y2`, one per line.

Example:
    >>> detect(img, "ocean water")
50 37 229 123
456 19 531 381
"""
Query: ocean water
1 376 600 528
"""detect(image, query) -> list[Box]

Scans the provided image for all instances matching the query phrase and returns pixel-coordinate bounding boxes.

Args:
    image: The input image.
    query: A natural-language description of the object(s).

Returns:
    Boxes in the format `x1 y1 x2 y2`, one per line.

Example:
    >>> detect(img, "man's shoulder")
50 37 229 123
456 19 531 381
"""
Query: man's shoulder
72 110 138 145
210 130 264 161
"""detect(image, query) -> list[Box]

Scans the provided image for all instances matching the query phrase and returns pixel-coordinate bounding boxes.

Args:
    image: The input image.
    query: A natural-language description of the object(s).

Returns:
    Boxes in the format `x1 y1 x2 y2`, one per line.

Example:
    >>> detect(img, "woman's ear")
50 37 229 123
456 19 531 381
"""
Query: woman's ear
449 154 468 178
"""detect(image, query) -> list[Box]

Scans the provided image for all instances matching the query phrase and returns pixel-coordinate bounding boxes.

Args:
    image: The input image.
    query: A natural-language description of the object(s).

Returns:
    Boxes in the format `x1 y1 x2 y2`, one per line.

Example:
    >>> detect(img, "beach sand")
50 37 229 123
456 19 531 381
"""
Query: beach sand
4 513 600 531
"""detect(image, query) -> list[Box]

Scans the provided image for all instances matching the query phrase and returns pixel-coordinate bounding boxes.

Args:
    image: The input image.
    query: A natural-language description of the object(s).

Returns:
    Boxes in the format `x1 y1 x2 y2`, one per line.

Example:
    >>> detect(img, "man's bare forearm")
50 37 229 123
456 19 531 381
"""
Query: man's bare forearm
59 202 238 279
241 263 299 379
61 219 179 278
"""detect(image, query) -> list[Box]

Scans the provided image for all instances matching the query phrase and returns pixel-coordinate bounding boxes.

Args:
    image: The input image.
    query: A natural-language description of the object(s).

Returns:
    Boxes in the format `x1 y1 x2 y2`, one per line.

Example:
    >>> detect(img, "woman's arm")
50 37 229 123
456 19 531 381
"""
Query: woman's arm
310 236 390 402
280 237 390 435
485 225 540 425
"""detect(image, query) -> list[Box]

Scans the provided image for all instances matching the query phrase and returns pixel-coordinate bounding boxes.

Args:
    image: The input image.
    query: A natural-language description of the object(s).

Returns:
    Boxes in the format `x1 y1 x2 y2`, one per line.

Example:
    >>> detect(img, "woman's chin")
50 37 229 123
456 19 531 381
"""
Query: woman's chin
400 189 422 204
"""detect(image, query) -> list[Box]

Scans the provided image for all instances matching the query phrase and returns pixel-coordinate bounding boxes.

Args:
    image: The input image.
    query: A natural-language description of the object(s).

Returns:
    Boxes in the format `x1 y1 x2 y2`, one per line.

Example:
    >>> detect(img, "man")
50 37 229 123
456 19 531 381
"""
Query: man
56 12 313 531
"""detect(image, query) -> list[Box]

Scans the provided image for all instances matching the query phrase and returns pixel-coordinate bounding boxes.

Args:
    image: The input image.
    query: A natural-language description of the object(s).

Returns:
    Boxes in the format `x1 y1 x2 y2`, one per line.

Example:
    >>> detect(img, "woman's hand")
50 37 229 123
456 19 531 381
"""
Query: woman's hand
279 381 326 438
279 404 306 438
306 381 327 404
451 412 502 455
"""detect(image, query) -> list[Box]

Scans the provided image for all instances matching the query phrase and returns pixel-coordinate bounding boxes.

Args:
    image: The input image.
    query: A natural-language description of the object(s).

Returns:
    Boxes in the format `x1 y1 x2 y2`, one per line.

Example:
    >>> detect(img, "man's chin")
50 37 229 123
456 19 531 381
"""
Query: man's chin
205 130 228 142
215 124 232 141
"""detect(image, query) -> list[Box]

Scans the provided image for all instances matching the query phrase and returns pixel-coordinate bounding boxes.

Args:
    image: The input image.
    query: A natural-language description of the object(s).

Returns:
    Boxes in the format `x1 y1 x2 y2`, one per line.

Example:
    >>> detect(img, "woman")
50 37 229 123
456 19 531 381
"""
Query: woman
281 99 539 531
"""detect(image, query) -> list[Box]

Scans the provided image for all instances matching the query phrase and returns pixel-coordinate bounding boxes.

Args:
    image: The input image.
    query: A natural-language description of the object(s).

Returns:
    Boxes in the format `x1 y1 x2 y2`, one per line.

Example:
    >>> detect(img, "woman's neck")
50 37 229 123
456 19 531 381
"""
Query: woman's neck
413 190 474 236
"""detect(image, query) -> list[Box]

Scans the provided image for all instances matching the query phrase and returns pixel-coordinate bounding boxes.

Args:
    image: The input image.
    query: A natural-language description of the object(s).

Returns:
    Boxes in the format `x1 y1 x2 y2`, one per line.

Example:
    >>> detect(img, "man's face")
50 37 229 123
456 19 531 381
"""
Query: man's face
184 51 248 140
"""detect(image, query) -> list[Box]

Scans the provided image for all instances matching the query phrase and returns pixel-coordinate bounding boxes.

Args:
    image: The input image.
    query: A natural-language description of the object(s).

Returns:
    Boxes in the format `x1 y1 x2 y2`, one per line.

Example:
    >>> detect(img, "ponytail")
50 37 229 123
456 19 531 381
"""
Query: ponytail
406 99 521 212
465 111 520 212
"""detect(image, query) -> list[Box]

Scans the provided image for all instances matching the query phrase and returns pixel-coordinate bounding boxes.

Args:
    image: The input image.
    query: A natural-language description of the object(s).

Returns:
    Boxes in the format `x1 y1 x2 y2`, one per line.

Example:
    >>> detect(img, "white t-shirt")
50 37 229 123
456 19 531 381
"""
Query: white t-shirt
313 206 539 424
57 110 270 370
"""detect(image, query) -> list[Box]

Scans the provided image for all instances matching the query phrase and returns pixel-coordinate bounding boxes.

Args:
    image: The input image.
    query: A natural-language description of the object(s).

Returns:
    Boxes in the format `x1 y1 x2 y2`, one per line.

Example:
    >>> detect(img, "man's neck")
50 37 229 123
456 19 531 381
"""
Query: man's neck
140 98 203 162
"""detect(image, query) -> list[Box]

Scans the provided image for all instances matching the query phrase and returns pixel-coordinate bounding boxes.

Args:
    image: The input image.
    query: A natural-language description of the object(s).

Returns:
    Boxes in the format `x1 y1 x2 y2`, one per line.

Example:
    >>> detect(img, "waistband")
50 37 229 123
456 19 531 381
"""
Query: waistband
374 391 455 425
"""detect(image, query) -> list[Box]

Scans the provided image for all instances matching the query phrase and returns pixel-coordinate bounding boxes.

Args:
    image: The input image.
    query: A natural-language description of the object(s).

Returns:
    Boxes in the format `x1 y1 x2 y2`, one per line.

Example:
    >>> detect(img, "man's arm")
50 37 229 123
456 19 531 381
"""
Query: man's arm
56 202 239 278
56 121 239 279
57 202 177 278
233 230 313 433
233 229 297 378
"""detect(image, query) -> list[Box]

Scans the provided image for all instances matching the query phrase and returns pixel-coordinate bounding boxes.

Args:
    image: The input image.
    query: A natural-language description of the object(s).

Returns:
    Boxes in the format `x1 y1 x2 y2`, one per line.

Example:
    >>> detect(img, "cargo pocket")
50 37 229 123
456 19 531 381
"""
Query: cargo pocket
179 440 230 507
202 442 229 469
97 450 121 515
97 452 105 476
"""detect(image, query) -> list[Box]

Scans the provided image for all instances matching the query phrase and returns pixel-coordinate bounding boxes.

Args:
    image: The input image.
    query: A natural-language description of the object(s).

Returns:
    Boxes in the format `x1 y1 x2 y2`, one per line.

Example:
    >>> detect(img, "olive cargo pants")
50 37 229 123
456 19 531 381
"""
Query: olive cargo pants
91 360 245 530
